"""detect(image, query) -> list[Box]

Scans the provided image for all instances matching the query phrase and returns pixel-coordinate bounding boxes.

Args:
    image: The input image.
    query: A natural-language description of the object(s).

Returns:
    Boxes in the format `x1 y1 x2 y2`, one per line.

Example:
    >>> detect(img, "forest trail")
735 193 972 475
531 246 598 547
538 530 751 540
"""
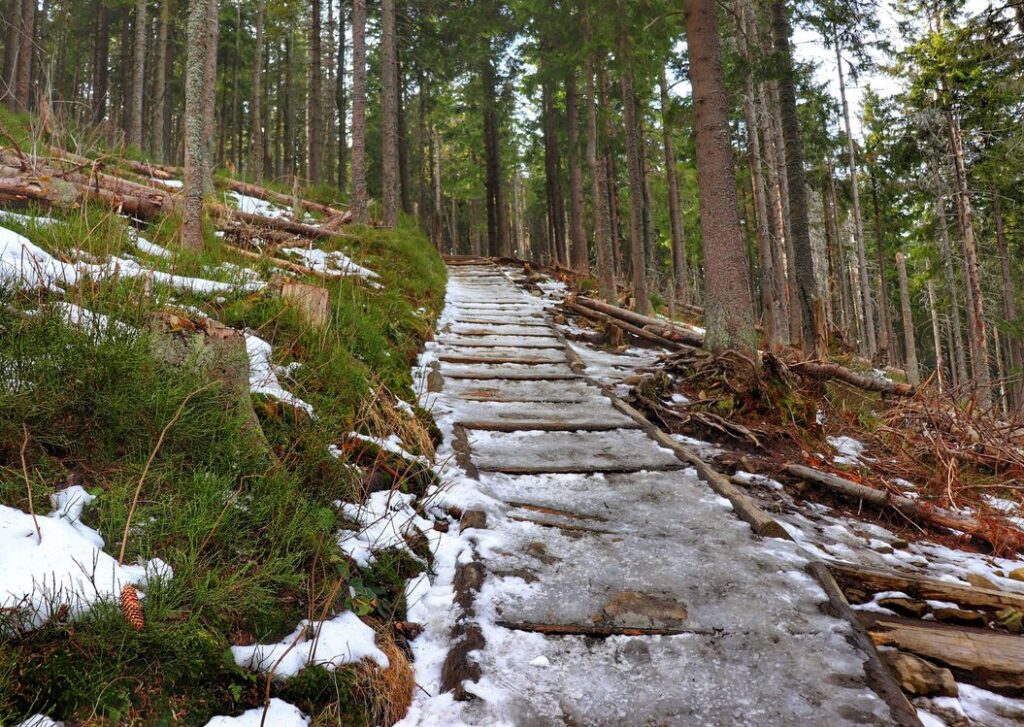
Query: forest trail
408 261 898 726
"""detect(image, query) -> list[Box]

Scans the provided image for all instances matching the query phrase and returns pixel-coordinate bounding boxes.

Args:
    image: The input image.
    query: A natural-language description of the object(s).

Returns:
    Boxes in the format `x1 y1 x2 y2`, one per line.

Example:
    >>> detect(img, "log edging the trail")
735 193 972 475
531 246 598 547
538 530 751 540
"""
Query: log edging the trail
786 464 1024 553
575 296 705 347
565 301 687 350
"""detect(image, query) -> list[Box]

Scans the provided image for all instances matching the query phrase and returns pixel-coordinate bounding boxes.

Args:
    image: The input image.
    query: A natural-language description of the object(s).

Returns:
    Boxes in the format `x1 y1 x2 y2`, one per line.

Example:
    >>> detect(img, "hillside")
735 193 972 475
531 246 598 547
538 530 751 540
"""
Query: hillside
0 119 445 724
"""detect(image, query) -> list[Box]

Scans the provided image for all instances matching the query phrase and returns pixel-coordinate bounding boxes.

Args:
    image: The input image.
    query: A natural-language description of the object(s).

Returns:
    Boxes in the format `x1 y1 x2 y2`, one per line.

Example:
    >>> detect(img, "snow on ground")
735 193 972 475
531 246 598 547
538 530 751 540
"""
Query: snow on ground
0 209 58 227
203 699 309 727
335 490 433 567
828 435 867 465
244 333 314 417
12 716 62 727
152 178 183 189
280 246 380 284
0 223 264 296
226 191 289 219
231 611 389 679
127 227 172 258
52 302 135 337
0 485 171 631
347 431 424 463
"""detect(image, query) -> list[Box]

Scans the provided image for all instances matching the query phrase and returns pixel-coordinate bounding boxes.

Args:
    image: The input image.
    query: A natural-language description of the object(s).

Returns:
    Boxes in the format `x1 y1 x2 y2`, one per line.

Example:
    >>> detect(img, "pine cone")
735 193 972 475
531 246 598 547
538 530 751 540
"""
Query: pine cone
120 585 144 631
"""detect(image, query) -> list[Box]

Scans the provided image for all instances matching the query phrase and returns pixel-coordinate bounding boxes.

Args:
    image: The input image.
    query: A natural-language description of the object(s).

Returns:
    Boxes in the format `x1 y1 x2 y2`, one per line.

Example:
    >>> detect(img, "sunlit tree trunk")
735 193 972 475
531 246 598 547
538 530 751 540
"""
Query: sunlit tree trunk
660 68 690 307
585 57 615 300
683 0 754 351
380 0 399 226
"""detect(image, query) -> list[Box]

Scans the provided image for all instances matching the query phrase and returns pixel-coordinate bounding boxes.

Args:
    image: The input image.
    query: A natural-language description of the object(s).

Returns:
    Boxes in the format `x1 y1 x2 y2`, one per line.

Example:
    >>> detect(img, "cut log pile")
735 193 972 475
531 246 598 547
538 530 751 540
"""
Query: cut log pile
0 146 353 244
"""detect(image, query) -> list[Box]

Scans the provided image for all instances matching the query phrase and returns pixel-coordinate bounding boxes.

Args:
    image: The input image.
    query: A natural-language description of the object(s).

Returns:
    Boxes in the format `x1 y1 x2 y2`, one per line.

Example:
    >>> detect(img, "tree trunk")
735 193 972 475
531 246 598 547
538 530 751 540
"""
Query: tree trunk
15 0 36 112
758 87 791 344
683 0 754 351
660 68 689 308
151 0 170 161
397 50 412 215
350 0 368 223
994 192 1021 407
129 0 147 149
946 109 991 406
337 0 347 193
307 0 323 185
566 71 588 274
585 57 615 301
870 169 896 365
618 22 649 314
201 0 219 193
541 75 566 265
380 0 399 227
772 2 821 354
2 0 23 109
249 0 265 180
835 39 876 359
896 253 920 385
926 266 946 392
482 55 509 257
182 0 209 251
936 195 968 387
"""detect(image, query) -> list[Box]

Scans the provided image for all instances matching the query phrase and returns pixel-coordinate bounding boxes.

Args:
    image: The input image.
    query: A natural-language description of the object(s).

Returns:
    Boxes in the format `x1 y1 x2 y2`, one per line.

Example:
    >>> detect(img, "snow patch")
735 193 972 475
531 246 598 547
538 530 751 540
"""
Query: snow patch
231 611 388 679
280 246 380 284
244 334 314 417
336 490 433 567
203 698 309 727
0 486 171 630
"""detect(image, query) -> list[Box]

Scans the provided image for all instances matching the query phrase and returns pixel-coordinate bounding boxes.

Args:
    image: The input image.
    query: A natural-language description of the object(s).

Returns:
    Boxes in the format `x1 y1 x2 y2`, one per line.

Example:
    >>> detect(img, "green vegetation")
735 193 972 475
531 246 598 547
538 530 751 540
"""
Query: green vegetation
0 188 444 723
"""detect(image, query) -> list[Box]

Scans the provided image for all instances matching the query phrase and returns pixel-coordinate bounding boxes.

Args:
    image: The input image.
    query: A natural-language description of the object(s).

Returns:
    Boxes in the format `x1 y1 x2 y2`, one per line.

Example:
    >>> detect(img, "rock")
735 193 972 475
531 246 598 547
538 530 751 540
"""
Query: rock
877 597 929 618
932 607 987 627
427 368 445 393
460 509 488 531
890 538 910 550
967 573 1001 591
598 591 688 629
1008 568 1024 582
879 650 958 697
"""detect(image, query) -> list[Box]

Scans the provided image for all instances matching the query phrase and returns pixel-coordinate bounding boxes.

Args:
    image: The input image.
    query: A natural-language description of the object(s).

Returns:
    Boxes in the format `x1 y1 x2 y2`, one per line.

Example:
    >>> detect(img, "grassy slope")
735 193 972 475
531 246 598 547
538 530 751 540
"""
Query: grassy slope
0 132 445 723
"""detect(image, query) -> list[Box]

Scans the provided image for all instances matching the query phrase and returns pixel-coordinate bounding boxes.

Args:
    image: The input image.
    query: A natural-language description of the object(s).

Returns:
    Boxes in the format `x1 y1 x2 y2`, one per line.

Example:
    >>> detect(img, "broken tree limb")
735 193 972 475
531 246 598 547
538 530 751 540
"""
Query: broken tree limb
788 360 915 396
211 203 348 242
0 169 175 220
786 464 1024 553
829 562 1024 613
859 612 1024 696
224 244 337 280
565 302 686 350
576 296 705 346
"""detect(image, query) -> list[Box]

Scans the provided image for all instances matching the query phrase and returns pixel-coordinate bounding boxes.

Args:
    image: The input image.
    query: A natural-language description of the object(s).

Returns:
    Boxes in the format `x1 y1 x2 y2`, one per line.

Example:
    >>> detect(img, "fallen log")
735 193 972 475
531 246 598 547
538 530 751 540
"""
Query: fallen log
0 171 175 220
830 562 1024 613
565 301 686 350
211 203 345 242
786 464 1024 553
576 296 705 346
788 360 915 397
859 612 1024 695
223 178 351 223
224 244 335 279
